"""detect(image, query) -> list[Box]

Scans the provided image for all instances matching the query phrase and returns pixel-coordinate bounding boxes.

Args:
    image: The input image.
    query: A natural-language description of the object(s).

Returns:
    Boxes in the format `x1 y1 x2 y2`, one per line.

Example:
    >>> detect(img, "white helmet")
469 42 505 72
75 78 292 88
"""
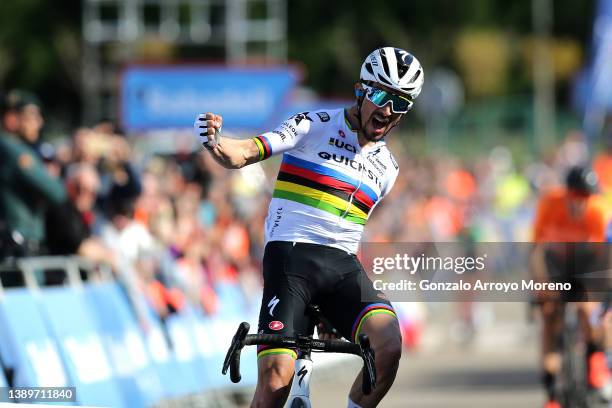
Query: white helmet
360 47 424 100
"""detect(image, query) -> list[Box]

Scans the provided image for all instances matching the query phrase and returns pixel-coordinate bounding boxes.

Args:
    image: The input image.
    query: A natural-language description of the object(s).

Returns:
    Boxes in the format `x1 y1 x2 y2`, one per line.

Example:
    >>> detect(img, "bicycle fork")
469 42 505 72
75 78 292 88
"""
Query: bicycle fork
286 352 313 408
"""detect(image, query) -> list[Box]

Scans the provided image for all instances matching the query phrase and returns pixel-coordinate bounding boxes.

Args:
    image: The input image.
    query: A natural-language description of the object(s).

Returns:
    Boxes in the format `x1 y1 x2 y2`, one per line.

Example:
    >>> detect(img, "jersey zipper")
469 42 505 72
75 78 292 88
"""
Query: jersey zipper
340 150 365 220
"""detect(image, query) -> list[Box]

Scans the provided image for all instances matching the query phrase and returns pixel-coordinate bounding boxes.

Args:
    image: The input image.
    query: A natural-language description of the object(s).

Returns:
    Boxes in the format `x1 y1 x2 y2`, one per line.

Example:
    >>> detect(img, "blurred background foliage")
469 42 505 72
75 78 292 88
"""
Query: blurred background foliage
287 0 592 98
0 0 82 118
0 0 597 150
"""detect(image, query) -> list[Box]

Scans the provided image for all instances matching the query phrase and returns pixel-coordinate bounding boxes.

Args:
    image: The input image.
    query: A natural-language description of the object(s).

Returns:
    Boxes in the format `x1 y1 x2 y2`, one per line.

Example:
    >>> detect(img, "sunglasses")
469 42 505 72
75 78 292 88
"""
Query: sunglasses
362 84 413 113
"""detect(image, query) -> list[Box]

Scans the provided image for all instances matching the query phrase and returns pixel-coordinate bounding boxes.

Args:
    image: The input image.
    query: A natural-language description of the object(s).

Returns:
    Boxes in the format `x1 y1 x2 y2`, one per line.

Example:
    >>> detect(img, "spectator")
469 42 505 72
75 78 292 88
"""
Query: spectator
96 134 142 214
0 90 65 260
44 163 116 266
94 194 150 321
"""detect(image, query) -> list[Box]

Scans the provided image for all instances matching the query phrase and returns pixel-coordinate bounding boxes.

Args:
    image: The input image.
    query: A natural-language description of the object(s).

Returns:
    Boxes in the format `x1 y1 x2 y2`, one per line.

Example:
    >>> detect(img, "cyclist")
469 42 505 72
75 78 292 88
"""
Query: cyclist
531 166 612 408
194 47 424 408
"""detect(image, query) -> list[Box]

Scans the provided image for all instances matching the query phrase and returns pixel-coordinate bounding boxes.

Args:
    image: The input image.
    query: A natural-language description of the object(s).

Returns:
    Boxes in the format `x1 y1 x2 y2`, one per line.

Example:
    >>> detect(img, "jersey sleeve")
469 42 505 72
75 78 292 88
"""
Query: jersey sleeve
250 112 315 161
586 199 607 241
367 158 399 219
381 151 400 198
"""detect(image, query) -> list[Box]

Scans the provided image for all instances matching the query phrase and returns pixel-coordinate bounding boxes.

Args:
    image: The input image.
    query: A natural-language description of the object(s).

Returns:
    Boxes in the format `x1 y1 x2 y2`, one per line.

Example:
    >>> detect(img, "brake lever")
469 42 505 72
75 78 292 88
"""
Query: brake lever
222 322 250 383
357 334 377 395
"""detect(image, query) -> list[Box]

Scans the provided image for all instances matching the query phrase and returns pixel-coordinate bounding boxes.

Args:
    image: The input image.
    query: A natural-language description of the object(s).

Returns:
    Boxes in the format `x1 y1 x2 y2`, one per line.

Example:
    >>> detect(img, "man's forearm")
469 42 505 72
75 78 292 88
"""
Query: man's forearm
207 136 261 169
530 244 548 281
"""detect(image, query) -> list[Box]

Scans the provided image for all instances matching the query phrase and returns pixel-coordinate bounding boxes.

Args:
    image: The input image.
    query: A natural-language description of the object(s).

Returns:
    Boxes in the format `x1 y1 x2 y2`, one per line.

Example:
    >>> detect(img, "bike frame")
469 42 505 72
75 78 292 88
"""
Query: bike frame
286 351 313 408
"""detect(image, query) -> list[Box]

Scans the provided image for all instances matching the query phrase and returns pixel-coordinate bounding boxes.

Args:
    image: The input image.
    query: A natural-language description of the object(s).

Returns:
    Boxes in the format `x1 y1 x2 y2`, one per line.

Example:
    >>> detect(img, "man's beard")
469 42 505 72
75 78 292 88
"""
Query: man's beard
360 114 394 142
362 129 380 142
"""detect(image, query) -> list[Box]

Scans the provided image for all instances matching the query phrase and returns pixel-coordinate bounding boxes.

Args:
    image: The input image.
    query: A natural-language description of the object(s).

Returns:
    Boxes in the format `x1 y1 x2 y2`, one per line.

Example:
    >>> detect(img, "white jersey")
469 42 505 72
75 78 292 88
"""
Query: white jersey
251 108 399 254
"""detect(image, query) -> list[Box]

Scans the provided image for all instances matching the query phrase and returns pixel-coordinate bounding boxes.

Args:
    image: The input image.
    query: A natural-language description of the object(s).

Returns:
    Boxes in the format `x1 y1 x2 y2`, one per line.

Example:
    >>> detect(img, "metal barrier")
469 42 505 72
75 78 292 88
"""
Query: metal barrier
0 256 114 293
0 255 262 407
0 256 363 407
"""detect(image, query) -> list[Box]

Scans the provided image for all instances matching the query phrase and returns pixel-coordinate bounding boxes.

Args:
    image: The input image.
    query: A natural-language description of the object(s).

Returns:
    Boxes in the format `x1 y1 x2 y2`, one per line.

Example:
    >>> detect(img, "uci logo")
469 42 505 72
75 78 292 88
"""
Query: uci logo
328 137 356 153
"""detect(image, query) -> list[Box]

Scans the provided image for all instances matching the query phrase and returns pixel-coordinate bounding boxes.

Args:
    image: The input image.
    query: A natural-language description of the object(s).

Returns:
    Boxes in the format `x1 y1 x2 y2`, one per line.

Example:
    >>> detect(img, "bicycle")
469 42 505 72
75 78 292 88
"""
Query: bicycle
556 299 612 408
222 305 377 408
557 301 589 408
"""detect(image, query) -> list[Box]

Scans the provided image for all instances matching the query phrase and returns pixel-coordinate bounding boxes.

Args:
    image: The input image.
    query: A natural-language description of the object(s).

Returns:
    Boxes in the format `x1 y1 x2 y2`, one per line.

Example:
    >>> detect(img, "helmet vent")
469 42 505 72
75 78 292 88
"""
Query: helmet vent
376 74 392 86
397 63 408 77
380 52 391 78
365 63 374 76
395 49 413 77
407 70 422 84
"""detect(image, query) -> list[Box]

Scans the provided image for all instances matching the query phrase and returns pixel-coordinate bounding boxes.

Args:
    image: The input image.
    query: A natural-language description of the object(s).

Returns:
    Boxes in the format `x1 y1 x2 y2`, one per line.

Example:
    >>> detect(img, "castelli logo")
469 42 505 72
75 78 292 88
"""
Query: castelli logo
338 130 346 138
269 321 284 331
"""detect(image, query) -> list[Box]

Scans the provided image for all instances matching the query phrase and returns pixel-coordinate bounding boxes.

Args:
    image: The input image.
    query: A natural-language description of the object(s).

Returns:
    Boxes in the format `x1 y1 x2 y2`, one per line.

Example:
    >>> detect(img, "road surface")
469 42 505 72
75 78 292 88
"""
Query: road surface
309 342 542 407
180 303 548 407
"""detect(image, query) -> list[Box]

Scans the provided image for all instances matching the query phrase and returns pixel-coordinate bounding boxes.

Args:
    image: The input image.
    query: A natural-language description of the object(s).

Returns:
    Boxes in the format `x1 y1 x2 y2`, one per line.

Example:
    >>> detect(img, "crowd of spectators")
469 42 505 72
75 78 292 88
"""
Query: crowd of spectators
2 89 611 332
366 131 612 246
43 124 265 325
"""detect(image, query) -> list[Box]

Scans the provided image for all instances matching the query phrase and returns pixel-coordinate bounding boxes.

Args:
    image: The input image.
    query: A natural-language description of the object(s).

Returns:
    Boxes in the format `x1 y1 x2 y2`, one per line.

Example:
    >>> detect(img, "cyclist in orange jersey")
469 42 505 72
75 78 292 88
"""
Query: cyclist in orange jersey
531 166 611 408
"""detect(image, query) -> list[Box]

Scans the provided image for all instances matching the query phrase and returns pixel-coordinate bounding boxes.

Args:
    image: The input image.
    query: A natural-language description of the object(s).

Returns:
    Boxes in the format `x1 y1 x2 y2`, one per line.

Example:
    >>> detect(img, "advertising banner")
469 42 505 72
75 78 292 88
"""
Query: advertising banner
121 65 298 131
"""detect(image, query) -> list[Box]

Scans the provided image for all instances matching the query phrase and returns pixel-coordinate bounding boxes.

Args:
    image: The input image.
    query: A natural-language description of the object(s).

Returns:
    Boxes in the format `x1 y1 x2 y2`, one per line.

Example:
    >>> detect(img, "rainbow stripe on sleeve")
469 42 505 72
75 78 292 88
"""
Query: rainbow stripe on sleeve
252 135 273 161
351 303 397 342
272 154 380 225
257 345 298 360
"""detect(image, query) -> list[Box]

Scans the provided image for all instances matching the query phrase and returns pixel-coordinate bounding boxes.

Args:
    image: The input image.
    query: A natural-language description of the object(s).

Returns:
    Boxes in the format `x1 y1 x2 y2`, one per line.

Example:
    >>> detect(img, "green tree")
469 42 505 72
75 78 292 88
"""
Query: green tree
0 0 82 127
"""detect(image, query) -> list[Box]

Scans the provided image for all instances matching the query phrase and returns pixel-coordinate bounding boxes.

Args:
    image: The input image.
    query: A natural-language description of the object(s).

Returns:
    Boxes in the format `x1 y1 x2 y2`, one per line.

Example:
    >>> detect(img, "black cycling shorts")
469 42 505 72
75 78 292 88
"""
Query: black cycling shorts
544 243 609 302
257 241 396 359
